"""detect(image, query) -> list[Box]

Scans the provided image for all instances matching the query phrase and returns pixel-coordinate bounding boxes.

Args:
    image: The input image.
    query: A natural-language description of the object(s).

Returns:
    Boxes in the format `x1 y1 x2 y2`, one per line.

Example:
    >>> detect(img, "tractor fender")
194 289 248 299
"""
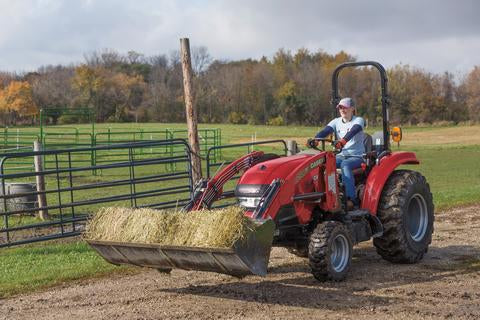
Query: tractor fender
361 152 419 215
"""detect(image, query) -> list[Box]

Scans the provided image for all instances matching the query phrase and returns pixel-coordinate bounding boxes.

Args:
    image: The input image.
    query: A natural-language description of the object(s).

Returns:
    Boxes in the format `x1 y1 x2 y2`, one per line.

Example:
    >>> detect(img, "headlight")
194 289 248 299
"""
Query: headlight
238 197 261 209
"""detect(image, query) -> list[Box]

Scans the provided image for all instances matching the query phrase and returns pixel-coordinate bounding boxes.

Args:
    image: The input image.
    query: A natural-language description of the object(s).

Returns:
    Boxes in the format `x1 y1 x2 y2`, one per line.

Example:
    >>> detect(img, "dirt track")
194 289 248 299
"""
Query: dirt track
2 206 480 320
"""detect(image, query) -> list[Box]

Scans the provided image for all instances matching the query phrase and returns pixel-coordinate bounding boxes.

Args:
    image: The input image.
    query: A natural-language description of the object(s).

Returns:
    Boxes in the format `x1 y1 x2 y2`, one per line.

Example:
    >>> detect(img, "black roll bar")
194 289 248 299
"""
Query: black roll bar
331 61 390 151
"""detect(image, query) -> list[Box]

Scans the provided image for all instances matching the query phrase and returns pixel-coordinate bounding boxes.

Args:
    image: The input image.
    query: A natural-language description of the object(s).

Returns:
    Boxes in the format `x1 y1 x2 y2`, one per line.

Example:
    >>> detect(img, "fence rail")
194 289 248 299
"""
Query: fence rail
0 128 40 151
0 128 222 172
0 139 193 248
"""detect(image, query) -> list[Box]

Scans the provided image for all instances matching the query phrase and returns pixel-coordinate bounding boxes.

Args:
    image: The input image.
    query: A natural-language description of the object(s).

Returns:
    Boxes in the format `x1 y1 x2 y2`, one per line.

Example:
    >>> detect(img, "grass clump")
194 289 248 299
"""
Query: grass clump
84 206 255 248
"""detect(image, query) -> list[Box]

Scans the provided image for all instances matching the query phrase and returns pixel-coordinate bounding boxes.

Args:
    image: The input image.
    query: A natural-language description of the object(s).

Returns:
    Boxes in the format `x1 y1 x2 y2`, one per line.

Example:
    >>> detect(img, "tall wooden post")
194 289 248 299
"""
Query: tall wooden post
180 38 202 183
33 141 49 220
286 140 298 156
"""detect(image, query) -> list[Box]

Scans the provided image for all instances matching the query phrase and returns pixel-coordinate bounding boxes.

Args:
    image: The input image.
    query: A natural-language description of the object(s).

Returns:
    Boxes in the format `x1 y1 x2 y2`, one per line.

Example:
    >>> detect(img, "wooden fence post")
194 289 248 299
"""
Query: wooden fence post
286 140 298 156
34 141 49 220
180 38 203 183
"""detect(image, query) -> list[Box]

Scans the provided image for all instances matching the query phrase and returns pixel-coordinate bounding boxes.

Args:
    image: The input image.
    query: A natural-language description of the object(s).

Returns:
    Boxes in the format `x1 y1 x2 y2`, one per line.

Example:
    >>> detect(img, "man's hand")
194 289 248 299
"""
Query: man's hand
307 138 318 148
334 138 347 150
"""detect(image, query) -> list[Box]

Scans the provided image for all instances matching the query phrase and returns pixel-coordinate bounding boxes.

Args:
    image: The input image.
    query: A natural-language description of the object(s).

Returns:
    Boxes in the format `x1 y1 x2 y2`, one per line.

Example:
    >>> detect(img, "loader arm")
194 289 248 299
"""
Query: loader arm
188 151 265 210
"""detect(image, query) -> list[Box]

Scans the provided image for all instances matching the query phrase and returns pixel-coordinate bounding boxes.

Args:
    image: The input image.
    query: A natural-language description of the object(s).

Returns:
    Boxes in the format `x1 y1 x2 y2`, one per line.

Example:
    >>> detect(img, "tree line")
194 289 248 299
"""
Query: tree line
0 47 479 126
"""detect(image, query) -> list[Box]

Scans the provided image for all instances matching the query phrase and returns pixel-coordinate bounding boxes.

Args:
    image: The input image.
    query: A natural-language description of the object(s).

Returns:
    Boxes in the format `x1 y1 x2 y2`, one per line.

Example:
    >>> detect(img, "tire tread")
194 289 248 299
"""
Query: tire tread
308 221 352 281
373 170 434 263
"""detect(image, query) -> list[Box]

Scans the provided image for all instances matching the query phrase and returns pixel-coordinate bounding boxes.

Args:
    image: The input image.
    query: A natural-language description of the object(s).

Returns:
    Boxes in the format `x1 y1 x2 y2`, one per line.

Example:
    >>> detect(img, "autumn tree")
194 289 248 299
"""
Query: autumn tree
464 66 480 122
0 72 17 89
31 66 75 112
275 80 303 125
106 72 146 122
0 81 38 125
72 65 105 114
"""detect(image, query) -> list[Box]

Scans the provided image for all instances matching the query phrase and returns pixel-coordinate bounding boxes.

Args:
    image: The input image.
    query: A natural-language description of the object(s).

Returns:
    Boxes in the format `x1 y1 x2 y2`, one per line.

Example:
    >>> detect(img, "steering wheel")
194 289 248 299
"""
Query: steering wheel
307 138 334 151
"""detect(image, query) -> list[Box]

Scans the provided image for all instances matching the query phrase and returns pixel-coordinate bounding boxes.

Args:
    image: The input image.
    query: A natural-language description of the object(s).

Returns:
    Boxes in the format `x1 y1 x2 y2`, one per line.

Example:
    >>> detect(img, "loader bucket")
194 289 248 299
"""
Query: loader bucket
86 219 275 277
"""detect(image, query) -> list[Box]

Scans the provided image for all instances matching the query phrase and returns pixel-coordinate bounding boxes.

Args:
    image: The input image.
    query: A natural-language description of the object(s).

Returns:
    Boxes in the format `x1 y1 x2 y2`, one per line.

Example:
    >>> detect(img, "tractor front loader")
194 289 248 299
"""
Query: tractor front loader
87 151 276 277
87 61 434 281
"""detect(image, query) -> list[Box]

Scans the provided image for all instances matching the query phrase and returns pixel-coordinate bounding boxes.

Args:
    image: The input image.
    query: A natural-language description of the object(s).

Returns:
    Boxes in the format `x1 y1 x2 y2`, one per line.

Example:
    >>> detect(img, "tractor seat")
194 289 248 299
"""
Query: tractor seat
337 133 373 176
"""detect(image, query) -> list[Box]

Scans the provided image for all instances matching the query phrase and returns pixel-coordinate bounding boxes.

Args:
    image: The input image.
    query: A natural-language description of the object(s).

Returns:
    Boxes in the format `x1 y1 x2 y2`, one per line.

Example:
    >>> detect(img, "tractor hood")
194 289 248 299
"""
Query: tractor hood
238 153 313 186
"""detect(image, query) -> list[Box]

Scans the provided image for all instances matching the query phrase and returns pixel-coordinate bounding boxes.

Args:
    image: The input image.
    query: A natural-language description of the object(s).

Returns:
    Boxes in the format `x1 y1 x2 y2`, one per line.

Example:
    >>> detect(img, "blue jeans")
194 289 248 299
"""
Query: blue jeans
336 155 364 203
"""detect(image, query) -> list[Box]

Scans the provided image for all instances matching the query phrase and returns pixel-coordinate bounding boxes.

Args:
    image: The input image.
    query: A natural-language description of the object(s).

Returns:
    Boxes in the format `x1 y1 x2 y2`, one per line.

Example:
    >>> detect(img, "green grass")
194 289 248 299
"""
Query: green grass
0 241 133 298
409 145 480 210
0 123 479 298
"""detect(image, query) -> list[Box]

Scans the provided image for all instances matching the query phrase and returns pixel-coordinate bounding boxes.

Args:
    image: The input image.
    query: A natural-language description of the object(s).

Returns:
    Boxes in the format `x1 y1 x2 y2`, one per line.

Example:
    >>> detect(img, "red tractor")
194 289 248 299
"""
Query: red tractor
231 61 434 280
88 61 434 281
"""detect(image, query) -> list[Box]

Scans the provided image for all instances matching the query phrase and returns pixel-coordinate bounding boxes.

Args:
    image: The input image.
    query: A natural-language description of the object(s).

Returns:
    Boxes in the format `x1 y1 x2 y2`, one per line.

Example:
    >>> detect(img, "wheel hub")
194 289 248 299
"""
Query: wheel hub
407 193 428 242
330 234 350 272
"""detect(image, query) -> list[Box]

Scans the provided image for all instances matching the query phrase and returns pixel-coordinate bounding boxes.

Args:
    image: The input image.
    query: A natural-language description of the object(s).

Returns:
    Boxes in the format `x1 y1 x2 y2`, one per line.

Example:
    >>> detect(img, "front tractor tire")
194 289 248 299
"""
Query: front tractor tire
308 221 353 281
373 170 434 263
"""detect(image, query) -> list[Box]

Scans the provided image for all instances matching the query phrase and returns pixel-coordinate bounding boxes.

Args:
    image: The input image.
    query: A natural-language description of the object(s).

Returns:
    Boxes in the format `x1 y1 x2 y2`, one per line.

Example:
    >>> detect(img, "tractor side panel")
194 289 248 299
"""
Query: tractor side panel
361 152 419 215
261 152 327 224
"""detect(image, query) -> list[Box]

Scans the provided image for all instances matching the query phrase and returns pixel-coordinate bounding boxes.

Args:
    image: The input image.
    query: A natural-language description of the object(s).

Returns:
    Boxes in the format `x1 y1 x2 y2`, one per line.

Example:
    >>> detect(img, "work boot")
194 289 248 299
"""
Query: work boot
347 199 360 211
346 200 355 211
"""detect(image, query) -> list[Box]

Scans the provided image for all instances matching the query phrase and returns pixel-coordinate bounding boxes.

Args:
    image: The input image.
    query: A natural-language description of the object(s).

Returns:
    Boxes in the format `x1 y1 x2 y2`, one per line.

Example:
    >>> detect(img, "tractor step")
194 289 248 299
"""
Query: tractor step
346 209 371 219
345 209 384 238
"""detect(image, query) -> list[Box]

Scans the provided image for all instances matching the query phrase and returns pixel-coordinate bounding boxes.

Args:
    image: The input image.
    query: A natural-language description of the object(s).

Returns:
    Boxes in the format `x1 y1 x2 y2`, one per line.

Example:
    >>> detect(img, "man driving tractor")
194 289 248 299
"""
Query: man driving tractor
309 97 365 210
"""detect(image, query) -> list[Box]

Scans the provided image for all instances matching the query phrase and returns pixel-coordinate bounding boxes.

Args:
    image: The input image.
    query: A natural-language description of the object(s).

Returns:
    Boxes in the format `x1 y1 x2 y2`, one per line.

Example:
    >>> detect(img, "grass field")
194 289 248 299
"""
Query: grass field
0 242 131 298
1 123 479 298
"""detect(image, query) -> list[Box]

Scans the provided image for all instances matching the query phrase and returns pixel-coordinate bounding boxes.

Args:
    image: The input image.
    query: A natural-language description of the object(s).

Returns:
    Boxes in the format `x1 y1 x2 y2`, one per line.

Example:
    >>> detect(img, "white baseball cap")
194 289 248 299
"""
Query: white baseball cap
337 97 355 108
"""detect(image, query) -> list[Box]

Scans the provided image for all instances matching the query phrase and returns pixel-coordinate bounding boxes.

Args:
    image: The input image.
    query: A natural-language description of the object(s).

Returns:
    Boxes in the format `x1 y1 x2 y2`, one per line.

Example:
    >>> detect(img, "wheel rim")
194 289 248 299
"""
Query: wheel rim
330 234 350 272
407 193 428 242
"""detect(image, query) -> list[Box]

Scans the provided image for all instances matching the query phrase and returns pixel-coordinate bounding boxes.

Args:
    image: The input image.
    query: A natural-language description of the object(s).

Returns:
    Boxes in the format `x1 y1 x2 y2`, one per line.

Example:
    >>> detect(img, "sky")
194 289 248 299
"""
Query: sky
0 0 479 75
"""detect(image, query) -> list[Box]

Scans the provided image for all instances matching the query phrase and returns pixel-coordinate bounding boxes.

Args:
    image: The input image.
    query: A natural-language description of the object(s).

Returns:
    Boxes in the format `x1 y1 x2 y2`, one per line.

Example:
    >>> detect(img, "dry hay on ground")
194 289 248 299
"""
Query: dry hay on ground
84 206 254 248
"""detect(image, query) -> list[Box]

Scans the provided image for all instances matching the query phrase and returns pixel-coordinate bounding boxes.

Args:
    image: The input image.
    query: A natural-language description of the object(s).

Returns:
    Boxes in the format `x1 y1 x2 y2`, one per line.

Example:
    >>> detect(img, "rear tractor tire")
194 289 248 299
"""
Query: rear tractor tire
308 221 353 281
373 170 434 263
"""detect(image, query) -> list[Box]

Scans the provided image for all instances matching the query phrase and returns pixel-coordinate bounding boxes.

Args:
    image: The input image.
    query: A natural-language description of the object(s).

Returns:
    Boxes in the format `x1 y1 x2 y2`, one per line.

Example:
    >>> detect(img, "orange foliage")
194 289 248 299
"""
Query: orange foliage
0 81 38 116
72 65 105 104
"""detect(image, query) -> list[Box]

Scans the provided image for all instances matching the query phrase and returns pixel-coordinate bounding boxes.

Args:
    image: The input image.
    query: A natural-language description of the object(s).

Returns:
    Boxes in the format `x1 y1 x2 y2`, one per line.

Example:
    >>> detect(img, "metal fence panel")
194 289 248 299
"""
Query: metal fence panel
0 139 193 248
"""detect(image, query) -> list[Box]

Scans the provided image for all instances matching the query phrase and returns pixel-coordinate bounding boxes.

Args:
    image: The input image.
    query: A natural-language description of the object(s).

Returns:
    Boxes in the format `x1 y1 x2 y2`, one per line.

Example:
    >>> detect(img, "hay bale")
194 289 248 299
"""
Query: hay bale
84 206 255 248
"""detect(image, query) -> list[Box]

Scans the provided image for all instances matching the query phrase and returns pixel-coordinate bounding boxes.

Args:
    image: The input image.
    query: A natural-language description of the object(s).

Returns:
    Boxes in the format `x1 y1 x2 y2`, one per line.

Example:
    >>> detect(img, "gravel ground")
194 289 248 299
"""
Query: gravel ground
1 206 480 320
